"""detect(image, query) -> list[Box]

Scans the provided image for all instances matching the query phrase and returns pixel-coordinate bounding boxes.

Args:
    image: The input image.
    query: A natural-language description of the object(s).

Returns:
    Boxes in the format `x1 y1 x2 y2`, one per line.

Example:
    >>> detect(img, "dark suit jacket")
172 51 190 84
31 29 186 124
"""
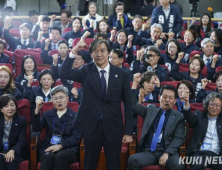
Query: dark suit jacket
183 109 222 156
60 57 133 141
0 114 27 158
32 107 81 154
132 94 185 154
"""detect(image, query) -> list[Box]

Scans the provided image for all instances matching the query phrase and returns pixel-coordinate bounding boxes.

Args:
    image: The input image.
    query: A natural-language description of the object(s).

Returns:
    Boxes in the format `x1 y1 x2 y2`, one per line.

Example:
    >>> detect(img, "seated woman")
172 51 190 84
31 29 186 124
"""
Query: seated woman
189 24 203 49
131 71 160 104
0 94 27 170
0 39 9 63
96 20 111 38
159 38 186 71
210 28 222 57
23 69 55 108
33 85 81 170
171 55 205 97
62 17 93 48
180 29 199 62
82 2 103 30
197 71 222 103
110 29 128 51
176 80 196 112
107 1 132 30
0 66 22 100
15 55 39 93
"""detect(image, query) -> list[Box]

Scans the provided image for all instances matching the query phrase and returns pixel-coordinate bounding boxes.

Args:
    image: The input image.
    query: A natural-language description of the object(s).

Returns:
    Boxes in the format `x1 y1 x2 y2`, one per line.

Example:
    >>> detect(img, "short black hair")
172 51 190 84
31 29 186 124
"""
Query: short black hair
38 69 55 87
111 49 125 59
213 71 222 83
58 40 69 47
160 85 178 98
28 10 39 16
0 94 18 114
60 10 72 18
0 39 7 49
138 71 156 88
189 56 205 72
165 38 181 55
177 80 195 99
50 26 62 35
113 2 125 13
42 16 51 22
94 33 107 40
72 17 82 27
89 39 111 53
21 55 37 75
19 23 32 32
132 15 143 21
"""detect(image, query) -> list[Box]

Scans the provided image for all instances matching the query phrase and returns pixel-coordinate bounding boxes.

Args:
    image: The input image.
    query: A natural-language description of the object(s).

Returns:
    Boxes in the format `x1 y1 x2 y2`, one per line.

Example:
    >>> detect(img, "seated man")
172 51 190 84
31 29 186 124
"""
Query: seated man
182 92 222 170
50 10 72 33
3 18 35 51
109 48 133 81
136 23 167 50
133 45 168 82
33 85 81 170
0 39 9 63
199 38 222 80
128 84 185 170
32 15 51 41
27 10 39 31
38 26 62 53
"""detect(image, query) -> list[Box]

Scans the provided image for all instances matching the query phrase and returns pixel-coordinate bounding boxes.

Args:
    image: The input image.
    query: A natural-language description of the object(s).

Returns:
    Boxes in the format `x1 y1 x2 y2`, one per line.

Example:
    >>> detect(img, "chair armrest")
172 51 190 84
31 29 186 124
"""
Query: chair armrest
30 136 38 170
179 142 186 158
129 135 137 156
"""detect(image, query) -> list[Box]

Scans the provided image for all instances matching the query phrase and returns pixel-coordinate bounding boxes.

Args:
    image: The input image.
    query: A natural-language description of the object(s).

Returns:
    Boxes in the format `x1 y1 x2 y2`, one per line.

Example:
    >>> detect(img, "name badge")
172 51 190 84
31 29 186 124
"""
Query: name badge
153 132 163 143
50 135 61 145
45 97 49 102
3 142 9 151
201 142 211 150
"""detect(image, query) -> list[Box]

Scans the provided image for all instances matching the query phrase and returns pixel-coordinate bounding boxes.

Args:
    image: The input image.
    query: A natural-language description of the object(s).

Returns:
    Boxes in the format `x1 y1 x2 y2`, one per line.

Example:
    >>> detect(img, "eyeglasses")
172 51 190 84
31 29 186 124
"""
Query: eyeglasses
52 96 66 102
209 103 221 109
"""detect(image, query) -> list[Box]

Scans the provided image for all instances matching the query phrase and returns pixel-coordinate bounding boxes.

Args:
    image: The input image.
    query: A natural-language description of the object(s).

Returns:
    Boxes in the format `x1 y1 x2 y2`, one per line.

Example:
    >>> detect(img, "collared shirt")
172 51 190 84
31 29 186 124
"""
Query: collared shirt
2 119 13 147
21 38 29 46
203 54 213 65
162 5 171 19
61 23 70 33
51 42 59 50
42 88 51 98
96 63 110 91
200 115 220 154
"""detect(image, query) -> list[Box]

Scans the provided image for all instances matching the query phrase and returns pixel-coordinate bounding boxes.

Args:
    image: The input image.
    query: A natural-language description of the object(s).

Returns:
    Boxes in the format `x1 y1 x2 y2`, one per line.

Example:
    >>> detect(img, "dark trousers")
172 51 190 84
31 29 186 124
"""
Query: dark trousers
128 150 185 170
190 151 222 170
39 150 78 170
0 154 23 170
83 120 122 170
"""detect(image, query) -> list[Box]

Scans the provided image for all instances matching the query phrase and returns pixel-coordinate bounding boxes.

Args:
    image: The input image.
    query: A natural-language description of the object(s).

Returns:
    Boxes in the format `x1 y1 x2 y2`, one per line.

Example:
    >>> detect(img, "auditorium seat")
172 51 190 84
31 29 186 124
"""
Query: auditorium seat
179 63 208 78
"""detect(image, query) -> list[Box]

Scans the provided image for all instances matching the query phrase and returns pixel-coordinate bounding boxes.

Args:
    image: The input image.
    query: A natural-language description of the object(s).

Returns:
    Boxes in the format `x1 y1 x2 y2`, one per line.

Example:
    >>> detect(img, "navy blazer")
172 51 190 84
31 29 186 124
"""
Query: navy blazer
180 42 199 62
60 57 133 141
183 108 222 156
107 13 132 30
32 107 81 154
0 53 10 63
0 114 27 158
0 87 22 101
3 29 35 51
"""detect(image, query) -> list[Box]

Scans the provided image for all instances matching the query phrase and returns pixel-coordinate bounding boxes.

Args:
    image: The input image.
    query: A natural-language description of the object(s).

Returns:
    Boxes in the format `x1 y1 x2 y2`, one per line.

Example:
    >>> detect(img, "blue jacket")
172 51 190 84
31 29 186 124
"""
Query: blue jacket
62 28 94 48
0 114 27 159
122 66 133 81
133 60 168 82
107 13 132 30
124 28 150 45
15 71 39 93
60 57 133 141
136 37 166 50
196 89 219 103
32 107 81 154
171 63 205 97
180 42 199 62
0 53 9 63
151 4 183 35
3 29 35 51
0 87 22 101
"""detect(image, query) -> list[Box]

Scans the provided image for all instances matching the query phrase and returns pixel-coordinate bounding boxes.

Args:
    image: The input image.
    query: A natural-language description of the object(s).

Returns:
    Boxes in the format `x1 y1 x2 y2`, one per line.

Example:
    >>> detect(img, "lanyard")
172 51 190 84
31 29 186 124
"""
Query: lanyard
53 118 66 135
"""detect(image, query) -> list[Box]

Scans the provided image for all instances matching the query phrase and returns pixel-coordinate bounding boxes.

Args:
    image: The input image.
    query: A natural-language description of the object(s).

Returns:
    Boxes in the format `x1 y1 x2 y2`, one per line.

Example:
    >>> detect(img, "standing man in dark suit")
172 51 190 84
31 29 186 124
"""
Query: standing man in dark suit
60 39 133 170
182 92 222 170
128 82 185 170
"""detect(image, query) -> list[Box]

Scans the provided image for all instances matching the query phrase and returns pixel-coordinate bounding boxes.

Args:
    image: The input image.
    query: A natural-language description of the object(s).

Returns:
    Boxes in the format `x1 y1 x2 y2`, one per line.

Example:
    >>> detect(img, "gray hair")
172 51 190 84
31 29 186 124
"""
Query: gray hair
151 23 163 32
50 85 69 97
203 92 222 112
146 45 161 56
201 38 215 48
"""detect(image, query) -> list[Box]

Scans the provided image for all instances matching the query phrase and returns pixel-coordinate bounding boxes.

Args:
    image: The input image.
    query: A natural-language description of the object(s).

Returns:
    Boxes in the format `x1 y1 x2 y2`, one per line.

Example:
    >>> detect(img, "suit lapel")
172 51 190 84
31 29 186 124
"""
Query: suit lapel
106 64 118 100
0 116 4 149
202 116 208 140
8 115 19 145
216 115 222 148
89 64 102 99
164 110 176 138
